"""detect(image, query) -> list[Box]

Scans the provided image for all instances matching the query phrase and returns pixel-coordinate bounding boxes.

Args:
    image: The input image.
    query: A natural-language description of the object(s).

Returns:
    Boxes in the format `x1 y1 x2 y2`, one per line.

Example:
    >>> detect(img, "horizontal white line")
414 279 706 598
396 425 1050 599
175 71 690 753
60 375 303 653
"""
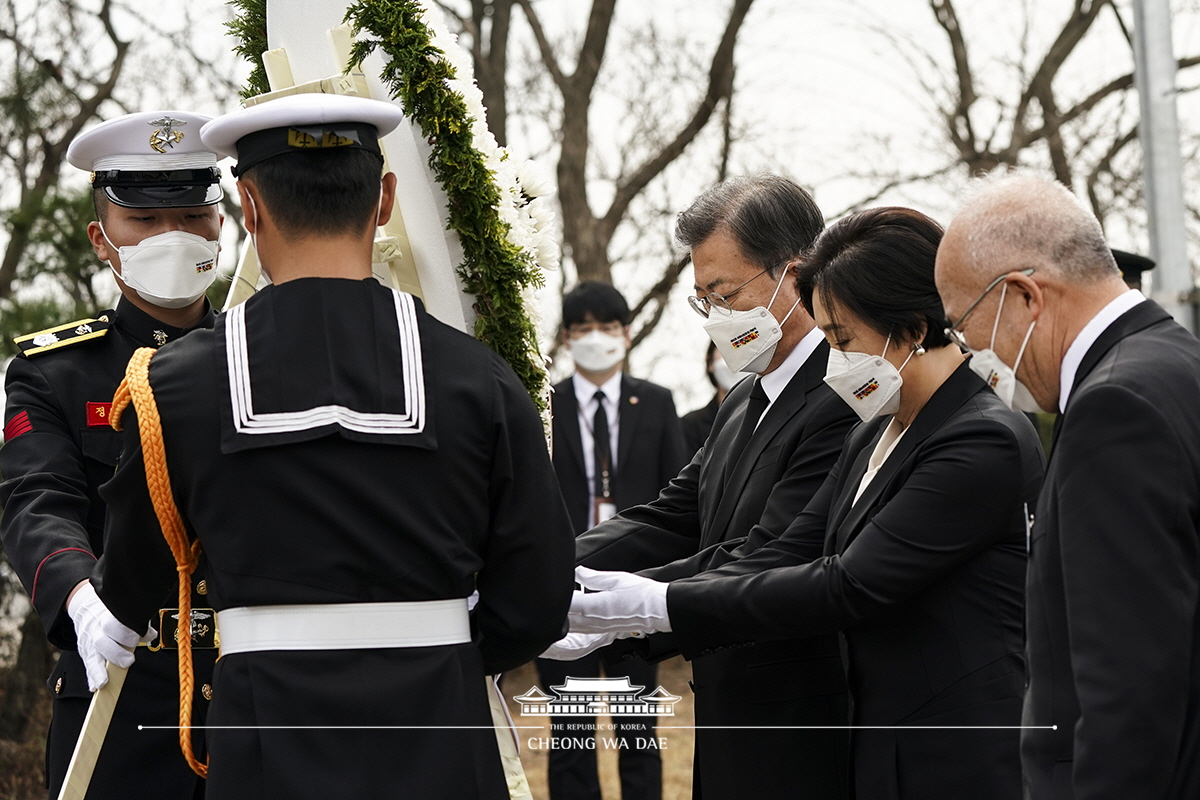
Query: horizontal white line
140 724 1057 731
140 725 547 730
658 725 1058 730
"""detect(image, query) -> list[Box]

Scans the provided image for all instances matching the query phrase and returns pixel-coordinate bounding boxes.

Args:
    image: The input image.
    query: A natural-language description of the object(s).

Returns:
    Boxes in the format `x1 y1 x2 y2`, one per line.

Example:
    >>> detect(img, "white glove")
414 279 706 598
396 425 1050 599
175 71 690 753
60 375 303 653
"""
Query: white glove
540 631 620 660
568 566 671 635
66 581 151 691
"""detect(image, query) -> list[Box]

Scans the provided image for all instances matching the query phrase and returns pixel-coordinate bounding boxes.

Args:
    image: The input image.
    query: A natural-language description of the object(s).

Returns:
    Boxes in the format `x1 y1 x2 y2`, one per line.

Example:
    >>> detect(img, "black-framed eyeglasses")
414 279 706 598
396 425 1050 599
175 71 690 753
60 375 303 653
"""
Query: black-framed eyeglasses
687 268 772 318
943 267 1036 348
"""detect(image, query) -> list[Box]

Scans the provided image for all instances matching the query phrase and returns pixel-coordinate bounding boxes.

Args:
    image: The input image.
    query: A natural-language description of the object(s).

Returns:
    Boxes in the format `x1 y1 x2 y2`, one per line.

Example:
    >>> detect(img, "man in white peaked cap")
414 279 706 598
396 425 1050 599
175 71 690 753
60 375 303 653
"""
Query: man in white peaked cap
0 110 224 799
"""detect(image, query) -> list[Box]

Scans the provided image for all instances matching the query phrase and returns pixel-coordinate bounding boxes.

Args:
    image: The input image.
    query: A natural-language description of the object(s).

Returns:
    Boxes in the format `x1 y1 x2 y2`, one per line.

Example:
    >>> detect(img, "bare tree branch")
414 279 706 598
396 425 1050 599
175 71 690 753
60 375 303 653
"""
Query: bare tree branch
554 0 618 282
0 0 130 300
514 0 567 89
828 164 960 220
929 0 978 161
601 0 753 236
629 253 690 350
1022 53 1200 143
1007 0 1109 153
1086 125 1138 220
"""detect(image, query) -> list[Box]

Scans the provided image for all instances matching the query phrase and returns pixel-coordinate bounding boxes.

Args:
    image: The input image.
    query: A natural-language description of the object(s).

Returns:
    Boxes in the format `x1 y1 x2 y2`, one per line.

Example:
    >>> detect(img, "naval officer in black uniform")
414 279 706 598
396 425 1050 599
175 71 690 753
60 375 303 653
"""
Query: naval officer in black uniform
87 94 575 800
0 110 224 799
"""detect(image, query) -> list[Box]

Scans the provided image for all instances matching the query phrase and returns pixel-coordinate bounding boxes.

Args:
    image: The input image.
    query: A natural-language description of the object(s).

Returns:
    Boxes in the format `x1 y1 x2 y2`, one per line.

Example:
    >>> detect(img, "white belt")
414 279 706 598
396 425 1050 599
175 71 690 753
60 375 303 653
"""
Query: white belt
216 599 471 655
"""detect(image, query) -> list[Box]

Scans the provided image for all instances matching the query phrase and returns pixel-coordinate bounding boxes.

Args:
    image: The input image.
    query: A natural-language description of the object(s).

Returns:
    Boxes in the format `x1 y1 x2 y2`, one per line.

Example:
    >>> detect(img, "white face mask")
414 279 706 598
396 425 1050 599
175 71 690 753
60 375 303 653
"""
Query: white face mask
710 357 738 392
965 284 1045 413
823 336 918 423
569 330 627 373
702 268 803 374
101 223 219 309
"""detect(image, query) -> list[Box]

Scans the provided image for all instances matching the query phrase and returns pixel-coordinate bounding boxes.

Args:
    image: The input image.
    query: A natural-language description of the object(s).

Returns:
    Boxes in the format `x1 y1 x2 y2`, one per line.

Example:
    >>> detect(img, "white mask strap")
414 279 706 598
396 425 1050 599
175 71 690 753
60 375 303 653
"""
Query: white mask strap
1013 319 1037 374
779 295 803 326
245 191 273 285
246 191 259 232
96 220 118 256
989 282 1009 349
768 264 803 326
765 264 790 308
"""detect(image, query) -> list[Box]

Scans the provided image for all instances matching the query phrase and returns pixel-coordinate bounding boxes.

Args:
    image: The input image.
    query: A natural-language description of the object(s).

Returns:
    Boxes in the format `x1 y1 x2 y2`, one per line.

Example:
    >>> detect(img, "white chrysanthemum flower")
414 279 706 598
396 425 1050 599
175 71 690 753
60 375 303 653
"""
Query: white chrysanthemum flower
527 197 556 226
517 160 555 199
496 202 519 227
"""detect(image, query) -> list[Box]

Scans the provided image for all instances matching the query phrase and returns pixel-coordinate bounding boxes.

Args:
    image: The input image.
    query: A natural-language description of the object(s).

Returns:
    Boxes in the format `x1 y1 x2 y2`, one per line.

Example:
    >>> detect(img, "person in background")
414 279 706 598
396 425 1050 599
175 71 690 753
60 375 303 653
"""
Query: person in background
1111 248 1155 291
681 342 738 454
537 279 686 800
0 110 224 800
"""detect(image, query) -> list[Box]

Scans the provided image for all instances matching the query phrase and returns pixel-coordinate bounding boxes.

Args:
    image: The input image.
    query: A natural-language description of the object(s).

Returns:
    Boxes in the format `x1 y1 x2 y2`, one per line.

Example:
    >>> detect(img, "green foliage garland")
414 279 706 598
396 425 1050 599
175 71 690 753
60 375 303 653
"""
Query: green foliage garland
226 0 271 101
345 0 547 413
224 0 548 415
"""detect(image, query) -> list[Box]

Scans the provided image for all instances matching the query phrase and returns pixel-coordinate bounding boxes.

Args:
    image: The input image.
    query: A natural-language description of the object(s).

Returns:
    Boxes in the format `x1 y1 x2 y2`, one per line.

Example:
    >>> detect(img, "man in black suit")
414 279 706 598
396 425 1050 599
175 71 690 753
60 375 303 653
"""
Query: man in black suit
537 280 687 800
680 343 736 455
554 175 858 798
936 172 1200 800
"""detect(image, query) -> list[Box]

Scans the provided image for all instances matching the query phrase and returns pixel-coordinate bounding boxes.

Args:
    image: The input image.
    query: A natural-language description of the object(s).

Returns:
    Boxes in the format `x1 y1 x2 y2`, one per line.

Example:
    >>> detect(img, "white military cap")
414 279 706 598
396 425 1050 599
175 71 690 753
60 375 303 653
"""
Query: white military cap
199 94 406 177
66 110 222 208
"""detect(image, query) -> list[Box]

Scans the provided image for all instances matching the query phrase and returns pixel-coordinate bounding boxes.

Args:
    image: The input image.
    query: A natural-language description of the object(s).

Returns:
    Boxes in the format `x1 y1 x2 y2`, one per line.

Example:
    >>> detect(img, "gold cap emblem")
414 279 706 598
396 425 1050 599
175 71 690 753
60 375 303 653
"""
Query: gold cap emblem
148 117 186 154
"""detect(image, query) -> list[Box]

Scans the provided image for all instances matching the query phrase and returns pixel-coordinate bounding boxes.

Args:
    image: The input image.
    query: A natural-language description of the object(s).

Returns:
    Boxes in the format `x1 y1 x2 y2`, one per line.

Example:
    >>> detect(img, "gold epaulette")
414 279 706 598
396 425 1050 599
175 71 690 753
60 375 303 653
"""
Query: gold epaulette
14 315 111 357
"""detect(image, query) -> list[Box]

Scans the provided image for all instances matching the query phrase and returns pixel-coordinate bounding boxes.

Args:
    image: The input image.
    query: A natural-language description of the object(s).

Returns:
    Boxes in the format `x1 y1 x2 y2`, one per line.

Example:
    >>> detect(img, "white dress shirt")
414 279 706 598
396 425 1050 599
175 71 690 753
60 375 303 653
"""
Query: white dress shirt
573 371 623 526
1057 289 1145 413
749 326 826 430
853 417 908 505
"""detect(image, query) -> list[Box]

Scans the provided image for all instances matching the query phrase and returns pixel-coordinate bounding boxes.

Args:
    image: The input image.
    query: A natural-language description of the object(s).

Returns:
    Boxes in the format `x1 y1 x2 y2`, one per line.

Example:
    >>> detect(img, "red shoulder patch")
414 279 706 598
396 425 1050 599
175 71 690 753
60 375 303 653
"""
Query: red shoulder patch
86 402 112 427
3 410 33 442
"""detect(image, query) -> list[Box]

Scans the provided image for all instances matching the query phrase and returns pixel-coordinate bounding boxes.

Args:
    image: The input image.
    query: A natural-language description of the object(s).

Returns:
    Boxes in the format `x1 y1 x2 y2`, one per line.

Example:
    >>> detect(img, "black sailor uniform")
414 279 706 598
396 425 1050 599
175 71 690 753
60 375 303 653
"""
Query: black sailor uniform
93 278 575 800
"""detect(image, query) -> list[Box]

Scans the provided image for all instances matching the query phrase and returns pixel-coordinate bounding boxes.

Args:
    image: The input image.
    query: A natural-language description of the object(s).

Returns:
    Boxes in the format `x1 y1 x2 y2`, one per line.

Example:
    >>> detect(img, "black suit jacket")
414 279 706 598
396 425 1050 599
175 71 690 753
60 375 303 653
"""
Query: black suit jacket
681 394 720 455
1022 300 1200 800
668 362 1043 800
575 340 859 799
0 298 216 800
551 374 686 534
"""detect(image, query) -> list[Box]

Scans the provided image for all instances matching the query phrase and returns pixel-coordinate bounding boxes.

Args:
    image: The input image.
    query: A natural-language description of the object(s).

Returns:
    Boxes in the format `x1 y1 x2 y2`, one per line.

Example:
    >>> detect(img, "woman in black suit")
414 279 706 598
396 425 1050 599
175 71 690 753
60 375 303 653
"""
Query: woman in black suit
567 207 1044 799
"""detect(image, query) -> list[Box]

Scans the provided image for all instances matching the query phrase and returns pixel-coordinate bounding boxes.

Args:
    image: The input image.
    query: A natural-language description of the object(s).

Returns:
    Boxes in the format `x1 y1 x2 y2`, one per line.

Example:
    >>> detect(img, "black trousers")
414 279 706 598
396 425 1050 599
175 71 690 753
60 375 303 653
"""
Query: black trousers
45 649 209 800
535 652 662 800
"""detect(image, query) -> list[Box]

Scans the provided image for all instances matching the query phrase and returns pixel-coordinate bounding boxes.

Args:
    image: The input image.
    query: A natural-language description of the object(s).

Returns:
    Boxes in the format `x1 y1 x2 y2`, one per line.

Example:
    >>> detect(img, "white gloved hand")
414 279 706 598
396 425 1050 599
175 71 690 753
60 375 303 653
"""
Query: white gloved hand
567 566 671 635
540 631 620 660
66 581 147 691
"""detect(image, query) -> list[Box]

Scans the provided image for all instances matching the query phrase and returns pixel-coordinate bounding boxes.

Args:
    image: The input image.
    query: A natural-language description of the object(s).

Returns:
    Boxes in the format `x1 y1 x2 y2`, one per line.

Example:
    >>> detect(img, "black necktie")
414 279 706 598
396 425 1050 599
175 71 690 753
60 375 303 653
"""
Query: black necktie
732 378 769 459
593 390 611 499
